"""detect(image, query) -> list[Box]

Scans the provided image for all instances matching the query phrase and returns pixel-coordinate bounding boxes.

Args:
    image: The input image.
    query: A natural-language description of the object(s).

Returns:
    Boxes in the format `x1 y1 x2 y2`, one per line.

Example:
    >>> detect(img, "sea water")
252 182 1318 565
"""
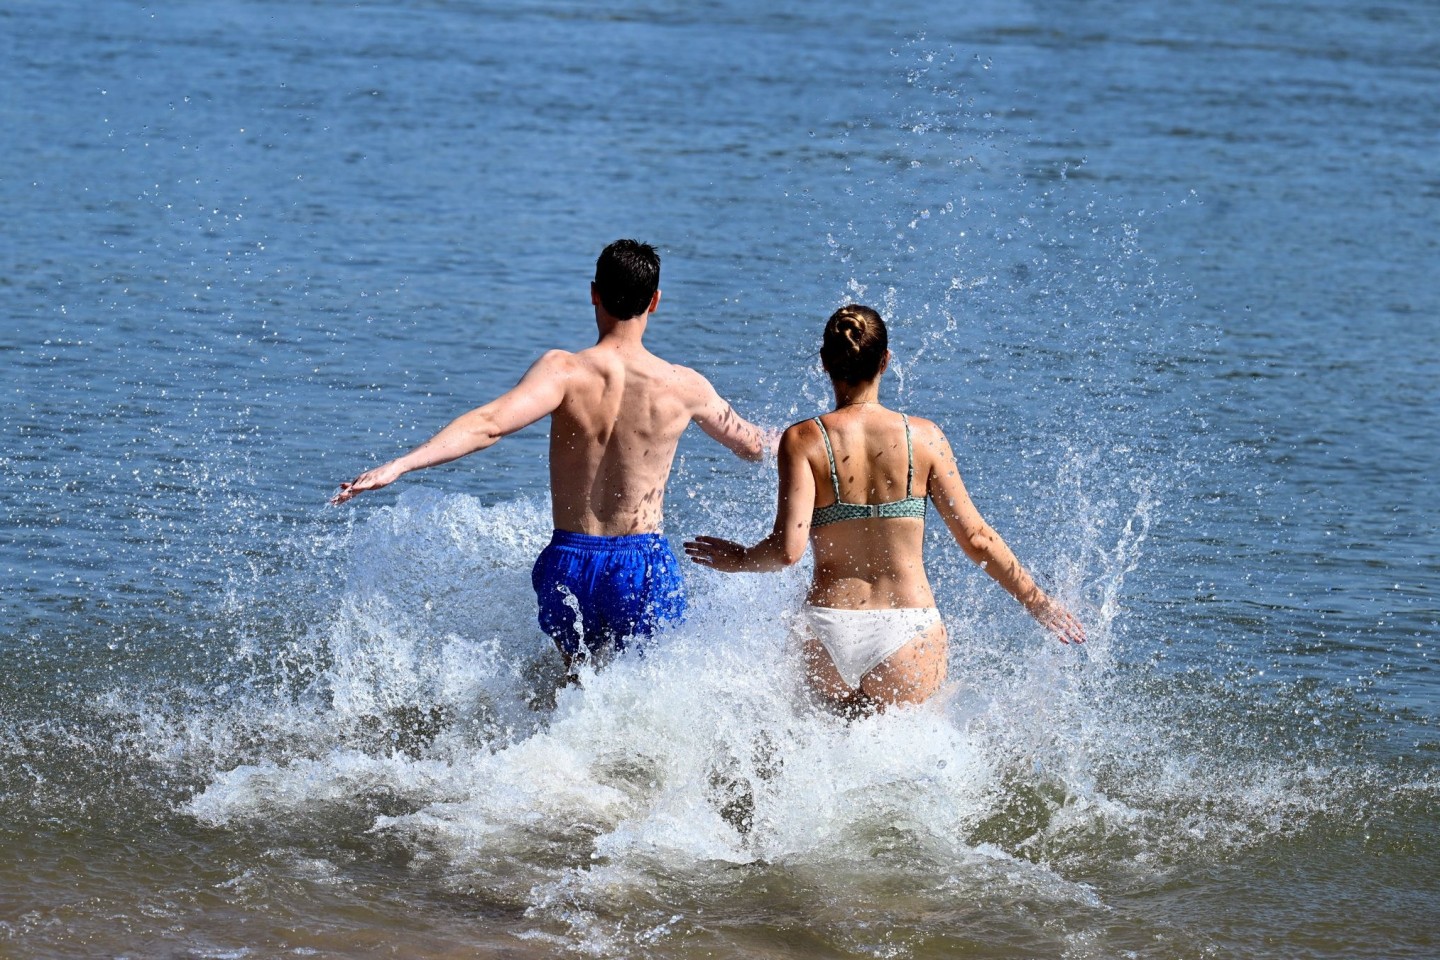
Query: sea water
2 0 1437 957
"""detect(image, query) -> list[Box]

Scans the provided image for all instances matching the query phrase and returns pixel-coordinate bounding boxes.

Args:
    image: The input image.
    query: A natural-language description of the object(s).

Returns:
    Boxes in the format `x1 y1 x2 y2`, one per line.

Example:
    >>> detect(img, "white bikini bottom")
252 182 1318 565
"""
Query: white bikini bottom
801 605 943 690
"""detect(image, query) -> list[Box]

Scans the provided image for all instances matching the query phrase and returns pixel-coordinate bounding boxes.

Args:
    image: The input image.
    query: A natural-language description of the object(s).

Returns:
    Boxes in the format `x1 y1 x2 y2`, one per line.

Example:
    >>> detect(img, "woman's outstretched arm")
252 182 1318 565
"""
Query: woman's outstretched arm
924 423 1085 644
684 422 816 573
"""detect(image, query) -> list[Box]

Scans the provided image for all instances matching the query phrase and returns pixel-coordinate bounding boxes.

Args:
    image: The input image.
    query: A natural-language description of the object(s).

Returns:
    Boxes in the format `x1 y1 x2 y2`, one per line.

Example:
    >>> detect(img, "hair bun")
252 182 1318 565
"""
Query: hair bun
821 304 888 384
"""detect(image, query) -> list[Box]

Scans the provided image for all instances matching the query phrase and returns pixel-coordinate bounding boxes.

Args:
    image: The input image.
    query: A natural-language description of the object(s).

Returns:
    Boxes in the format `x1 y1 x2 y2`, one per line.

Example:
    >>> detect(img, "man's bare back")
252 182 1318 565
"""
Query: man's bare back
330 329 763 528
546 341 762 535
332 240 766 664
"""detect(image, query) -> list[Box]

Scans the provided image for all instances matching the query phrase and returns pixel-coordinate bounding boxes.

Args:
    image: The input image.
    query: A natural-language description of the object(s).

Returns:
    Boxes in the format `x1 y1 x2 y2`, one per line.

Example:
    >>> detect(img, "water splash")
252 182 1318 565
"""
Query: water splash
17 474 1373 958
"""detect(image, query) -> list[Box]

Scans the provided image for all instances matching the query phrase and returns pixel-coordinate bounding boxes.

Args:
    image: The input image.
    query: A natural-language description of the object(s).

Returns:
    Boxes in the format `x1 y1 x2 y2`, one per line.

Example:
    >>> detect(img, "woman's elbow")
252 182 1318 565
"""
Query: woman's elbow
962 527 995 562
778 537 808 566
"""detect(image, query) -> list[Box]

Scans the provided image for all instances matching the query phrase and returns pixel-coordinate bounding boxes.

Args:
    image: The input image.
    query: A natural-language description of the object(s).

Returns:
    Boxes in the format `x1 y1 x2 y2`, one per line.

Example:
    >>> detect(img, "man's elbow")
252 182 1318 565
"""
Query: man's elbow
724 430 763 462
467 413 504 449
741 426 776 461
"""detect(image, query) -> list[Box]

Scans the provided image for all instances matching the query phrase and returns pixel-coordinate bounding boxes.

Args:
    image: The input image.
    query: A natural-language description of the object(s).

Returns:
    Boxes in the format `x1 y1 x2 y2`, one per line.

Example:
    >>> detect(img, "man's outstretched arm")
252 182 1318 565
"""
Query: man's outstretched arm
331 351 572 504
690 373 773 462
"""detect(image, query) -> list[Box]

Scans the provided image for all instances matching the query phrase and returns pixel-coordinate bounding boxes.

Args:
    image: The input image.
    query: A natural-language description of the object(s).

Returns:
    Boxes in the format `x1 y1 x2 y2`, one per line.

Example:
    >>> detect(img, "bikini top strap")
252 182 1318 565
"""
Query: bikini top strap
812 417 842 499
901 414 914 498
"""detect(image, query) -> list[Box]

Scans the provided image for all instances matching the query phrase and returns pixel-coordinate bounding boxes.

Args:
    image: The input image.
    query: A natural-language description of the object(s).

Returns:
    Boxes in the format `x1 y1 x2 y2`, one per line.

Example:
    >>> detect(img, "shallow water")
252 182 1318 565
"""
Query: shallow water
3 0 1438 957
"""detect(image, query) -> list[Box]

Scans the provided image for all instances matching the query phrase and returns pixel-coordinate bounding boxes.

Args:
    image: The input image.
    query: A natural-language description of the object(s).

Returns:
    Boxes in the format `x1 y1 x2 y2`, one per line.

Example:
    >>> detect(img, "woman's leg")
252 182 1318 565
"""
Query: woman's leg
800 632 872 715
859 620 948 708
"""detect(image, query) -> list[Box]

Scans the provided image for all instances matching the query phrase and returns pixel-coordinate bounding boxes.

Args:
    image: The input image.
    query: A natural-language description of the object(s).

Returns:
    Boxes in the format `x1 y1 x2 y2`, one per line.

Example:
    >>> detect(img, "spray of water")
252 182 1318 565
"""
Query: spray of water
6 36 1430 959
16 473 1342 953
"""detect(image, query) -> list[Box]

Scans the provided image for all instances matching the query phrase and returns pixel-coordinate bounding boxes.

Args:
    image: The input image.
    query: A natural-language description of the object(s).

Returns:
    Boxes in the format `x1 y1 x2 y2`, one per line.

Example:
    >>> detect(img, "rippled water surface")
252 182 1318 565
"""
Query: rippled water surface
3 0 1438 957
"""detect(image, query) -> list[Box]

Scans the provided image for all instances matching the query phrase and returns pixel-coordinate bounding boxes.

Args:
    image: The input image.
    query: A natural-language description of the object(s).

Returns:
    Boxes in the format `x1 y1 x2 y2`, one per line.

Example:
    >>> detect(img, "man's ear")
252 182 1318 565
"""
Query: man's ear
591 282 600 306
649 289 662 313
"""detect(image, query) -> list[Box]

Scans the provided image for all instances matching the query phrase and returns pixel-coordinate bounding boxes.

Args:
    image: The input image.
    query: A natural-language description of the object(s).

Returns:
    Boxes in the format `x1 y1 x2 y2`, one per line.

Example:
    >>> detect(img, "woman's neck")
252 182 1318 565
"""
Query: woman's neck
832 381 881 408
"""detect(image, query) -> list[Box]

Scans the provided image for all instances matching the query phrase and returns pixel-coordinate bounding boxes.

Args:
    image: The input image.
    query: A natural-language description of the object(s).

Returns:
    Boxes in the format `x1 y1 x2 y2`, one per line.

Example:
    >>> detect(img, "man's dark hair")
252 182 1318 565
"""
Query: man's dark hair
594 239 660 320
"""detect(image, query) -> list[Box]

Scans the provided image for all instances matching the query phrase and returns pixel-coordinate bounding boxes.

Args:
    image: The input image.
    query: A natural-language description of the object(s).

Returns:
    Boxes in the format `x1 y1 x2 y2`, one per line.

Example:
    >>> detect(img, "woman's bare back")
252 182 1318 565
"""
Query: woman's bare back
802 406 938 610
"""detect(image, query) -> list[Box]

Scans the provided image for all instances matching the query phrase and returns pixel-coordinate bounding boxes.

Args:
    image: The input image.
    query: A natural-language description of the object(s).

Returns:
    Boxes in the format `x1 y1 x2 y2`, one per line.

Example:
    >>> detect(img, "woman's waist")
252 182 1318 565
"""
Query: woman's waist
804 572 934 610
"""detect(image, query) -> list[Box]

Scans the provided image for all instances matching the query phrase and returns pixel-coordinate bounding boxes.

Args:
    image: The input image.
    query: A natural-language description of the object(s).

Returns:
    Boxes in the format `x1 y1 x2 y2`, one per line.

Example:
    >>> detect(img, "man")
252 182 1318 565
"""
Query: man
332 240 768 668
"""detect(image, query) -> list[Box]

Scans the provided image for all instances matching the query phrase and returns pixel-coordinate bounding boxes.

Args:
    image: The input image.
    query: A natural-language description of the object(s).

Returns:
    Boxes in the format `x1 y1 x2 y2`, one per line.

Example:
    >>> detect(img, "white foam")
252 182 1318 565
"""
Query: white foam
102 482 1374 946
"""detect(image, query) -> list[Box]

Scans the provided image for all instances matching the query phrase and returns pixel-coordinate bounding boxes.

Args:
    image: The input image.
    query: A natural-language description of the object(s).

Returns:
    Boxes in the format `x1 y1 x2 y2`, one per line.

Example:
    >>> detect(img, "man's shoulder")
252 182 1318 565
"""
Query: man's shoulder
534 348 577 367
543 347 610 383
637 352 711 394
519 348 579 379
565 345 697 394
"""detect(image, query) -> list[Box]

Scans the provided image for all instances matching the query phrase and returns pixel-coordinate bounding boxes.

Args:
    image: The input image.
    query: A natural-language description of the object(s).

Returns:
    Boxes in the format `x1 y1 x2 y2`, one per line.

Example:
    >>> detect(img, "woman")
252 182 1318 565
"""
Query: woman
684 305 1084 712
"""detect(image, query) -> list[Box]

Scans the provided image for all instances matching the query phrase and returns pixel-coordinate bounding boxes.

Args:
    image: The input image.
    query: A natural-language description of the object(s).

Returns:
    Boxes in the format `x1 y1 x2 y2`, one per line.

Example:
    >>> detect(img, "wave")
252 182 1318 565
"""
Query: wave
18 483 1392 952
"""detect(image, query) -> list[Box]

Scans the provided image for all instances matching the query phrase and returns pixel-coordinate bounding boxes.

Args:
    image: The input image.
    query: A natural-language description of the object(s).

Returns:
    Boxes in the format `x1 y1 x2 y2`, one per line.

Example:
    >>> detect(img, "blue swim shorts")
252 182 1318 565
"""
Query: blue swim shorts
531 530 687 657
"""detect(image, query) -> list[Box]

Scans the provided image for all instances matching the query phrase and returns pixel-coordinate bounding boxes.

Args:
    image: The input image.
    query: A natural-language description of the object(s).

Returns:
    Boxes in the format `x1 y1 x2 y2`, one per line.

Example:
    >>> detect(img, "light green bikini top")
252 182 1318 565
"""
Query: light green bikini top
810 414 927 529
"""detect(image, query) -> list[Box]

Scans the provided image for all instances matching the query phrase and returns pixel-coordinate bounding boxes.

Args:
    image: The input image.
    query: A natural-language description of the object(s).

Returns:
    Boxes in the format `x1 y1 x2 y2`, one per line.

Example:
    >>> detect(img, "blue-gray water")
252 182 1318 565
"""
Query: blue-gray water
3 1 1437 957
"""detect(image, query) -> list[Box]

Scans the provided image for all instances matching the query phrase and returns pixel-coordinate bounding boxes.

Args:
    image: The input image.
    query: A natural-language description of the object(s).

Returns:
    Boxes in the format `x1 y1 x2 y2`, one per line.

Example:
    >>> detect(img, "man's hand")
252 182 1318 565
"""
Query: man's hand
683 536 749 573
330 460 405 505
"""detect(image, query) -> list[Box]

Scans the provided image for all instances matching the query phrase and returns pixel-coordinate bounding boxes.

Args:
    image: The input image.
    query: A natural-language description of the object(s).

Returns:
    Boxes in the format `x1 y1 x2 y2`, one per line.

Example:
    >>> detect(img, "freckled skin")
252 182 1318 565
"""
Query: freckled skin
687 347 1085 712
546 335 760 535
333 285 768 537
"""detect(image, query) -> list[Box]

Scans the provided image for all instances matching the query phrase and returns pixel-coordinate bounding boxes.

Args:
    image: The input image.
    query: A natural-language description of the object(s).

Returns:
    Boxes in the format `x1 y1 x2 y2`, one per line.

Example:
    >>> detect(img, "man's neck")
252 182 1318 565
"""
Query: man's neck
595 312 649 349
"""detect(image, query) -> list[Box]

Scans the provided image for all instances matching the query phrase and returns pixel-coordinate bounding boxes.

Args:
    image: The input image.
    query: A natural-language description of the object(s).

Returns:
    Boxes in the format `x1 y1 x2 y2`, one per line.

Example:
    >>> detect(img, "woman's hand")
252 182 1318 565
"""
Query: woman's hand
330 460 405 505
1027 595 1086 645
683 536 750 573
